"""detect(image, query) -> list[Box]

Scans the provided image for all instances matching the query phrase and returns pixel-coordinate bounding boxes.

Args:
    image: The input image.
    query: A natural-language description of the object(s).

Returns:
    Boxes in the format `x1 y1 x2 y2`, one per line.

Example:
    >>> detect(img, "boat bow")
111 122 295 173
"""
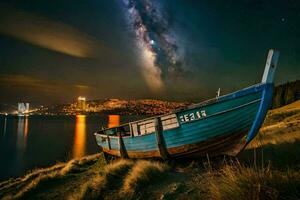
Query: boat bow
246 49 280 144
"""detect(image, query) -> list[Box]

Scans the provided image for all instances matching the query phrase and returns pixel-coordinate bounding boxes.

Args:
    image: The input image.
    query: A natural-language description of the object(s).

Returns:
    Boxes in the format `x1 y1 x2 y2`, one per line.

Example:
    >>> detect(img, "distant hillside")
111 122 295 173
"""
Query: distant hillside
39 80 299 115
0 103 16 114
2 80 298 115
86 99 191 115
272 80 300 108
37 99 191 116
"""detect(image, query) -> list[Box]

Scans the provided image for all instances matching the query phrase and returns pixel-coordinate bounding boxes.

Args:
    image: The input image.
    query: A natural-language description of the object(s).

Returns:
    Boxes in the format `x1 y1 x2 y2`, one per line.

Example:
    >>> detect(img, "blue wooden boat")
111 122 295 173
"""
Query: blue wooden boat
94 49 279 159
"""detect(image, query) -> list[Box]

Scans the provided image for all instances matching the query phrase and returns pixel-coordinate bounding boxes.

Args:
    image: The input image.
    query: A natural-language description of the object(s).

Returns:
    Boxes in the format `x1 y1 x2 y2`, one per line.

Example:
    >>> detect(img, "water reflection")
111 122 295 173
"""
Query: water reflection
108 115 120 128
17 116 29 151
3 117 7 136
73 115 86 158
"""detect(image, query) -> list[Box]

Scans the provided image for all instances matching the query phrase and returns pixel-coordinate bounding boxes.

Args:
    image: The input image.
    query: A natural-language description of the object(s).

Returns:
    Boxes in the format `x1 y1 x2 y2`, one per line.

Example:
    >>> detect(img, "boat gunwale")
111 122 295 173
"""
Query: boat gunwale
179 98 261 125
94 82 266 138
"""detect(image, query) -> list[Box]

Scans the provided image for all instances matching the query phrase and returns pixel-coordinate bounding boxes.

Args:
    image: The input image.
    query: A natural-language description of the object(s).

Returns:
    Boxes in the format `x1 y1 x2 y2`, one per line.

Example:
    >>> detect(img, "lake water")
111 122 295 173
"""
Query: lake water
0 115 141 181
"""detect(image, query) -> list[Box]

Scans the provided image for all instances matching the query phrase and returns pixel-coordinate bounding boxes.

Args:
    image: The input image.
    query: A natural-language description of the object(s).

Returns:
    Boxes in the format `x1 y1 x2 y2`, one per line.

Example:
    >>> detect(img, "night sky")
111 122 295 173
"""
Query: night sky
0 0 299 104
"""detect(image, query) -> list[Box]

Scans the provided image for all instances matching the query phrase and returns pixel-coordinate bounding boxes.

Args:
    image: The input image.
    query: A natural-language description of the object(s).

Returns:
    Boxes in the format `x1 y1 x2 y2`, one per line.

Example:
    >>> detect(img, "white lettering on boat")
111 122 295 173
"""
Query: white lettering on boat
190 113 195 120
179 110 207 123
184 114 189 122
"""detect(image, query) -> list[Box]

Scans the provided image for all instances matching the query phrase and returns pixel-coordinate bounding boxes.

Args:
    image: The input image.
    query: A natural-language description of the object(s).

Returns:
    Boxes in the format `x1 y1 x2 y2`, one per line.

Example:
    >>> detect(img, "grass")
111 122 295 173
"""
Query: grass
247 117 300 149
121 160 169 198
69 159 134 200
242 100 300 169
68 159 168 200
1 100 300 200
0 163 65 197
0 154 102 200
262 100 300 127
247 100 300 149
206 164 300 200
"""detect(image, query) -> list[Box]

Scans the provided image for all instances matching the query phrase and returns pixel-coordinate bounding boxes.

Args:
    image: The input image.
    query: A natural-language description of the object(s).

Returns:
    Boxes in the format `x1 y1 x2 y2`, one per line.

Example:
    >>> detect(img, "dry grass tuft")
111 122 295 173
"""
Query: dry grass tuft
69 159 168 200
59 159 87 175
263 100 300 126
68 159 134 200
121 160 169 197
247 100 300 149
68 174 105 200
0 163 65 194
103 159 134 183
61 154 100 175
207 164 300 200
13 171 61 199
60 160 80 175
77 154 101 166
1 154 101 200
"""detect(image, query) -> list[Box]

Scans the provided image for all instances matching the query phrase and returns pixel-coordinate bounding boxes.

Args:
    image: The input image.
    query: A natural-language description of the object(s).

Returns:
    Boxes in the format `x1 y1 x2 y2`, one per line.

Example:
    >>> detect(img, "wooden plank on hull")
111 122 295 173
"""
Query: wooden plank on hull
118 132 128 158
107 134 111 150
169 130 247 158
154 118 170 160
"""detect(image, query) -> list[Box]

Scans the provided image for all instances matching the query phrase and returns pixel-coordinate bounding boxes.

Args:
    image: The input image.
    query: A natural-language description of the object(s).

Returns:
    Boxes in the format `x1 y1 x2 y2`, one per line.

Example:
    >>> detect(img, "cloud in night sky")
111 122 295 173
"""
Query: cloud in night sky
0 74 91 92
0 74 93 103
0 8 99 58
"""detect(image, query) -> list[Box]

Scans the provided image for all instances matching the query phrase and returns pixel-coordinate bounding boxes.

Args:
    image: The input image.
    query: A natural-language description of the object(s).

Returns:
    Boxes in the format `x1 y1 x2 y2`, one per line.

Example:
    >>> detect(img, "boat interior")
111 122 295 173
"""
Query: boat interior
97 114 179 138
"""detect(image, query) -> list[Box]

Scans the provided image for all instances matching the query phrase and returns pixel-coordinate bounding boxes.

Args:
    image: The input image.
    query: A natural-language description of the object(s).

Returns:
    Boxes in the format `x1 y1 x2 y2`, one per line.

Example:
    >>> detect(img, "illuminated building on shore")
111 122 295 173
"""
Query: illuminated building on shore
77 96 86 110
18 103 29 115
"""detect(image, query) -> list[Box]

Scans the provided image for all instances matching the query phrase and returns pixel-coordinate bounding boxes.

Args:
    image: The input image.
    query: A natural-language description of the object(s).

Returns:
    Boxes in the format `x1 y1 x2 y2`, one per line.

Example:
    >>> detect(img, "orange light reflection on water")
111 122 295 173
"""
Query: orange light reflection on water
73 115 86 159
24 117 28 145
17 116 29 150
108 115 120 128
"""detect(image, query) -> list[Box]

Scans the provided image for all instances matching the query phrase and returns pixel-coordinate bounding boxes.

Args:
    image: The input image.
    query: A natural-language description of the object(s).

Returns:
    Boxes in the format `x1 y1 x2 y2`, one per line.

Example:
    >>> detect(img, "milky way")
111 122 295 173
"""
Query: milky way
122 0 184 91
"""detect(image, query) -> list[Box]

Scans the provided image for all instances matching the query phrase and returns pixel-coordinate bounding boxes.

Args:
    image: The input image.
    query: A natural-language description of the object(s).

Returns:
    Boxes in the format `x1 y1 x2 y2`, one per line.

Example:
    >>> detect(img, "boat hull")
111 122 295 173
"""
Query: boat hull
95 83 273 160
102 129 247 159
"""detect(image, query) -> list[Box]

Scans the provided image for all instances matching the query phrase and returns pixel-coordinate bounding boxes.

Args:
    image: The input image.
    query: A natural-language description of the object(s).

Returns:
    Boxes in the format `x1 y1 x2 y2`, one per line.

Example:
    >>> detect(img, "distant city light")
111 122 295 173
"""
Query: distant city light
78 96 86 101
77 96 87 110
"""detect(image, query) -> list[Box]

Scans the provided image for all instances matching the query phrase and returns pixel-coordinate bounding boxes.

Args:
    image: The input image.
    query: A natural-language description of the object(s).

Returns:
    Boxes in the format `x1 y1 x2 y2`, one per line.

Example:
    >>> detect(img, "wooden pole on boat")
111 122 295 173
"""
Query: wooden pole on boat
117 128 128 158
154 118 170 160
106 135 111 150
261 49 280 84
